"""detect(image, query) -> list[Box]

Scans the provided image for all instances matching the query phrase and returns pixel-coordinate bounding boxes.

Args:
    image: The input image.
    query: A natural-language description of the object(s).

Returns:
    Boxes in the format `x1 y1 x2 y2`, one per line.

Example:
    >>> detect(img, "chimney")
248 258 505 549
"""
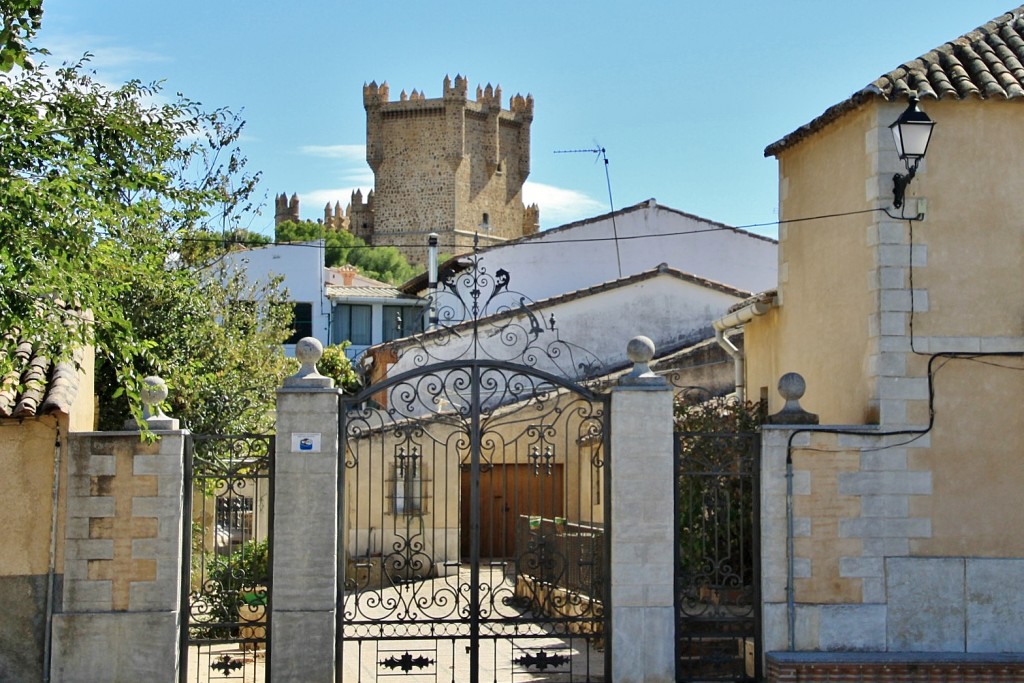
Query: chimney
339 264 358 286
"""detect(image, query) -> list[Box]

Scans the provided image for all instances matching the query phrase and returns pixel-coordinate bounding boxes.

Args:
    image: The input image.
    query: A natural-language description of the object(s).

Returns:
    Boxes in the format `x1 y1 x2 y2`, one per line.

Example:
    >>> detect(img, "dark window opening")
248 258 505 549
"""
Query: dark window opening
285 302 314 345
336 304 372 346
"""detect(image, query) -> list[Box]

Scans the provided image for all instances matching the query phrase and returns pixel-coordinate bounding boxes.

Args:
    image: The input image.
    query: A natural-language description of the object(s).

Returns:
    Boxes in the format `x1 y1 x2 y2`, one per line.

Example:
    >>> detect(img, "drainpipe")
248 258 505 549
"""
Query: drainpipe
43 419 62 683
427 232 439 329
711 299 773 403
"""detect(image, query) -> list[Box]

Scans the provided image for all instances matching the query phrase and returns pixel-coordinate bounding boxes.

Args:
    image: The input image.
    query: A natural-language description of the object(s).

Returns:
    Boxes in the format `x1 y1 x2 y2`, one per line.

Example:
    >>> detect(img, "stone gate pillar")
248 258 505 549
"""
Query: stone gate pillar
50 377 186 682
271 338 341 682
609 336 676 683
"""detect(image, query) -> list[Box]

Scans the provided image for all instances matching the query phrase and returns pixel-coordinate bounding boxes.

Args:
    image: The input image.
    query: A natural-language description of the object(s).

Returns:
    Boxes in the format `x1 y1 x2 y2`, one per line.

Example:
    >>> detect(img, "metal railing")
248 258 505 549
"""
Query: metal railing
514 515 604 602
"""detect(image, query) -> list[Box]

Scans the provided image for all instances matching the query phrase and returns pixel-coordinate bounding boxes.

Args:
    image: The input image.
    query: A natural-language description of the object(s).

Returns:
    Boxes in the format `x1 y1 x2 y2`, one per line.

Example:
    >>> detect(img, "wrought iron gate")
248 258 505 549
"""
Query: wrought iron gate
674 401 761 682
337 252 609 682
180 434 274 683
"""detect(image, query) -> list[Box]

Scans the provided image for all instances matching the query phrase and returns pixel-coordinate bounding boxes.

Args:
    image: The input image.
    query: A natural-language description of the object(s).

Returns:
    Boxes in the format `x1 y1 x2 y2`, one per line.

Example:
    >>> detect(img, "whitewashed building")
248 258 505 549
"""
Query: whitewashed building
401 198 777 303
217 240 424 357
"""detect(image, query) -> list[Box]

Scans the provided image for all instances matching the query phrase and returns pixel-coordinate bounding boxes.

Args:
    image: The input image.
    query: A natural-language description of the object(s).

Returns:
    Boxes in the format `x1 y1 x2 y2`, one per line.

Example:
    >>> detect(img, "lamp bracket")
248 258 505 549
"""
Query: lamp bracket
892 165 917 210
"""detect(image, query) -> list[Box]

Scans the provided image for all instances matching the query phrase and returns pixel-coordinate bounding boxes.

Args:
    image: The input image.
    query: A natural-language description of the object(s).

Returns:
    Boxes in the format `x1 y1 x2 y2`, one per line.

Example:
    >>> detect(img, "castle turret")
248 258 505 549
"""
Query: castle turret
362 75 534 264
275 192 301 226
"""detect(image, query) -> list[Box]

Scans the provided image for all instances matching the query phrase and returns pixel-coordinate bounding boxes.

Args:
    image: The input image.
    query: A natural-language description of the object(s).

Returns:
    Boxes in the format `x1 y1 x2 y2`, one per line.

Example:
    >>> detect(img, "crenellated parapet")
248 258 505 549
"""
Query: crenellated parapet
509 93 534 118
443 74 469 101
323 201 348 231
523 203 540 236
359 75 533 263
476 83 503 110
275 192 301 226
363 80 390 107
348 188 375 242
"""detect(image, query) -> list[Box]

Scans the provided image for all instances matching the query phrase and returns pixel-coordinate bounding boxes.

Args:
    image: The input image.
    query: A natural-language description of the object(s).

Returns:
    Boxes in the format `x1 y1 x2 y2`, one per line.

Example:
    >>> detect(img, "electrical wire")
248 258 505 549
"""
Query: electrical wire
176 206 888 252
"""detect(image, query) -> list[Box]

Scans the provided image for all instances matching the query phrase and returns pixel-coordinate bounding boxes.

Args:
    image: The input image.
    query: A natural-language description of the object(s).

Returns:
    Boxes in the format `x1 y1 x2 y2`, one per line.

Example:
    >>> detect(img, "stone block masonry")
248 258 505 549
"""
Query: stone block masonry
50 431 185 682
277 76 539 267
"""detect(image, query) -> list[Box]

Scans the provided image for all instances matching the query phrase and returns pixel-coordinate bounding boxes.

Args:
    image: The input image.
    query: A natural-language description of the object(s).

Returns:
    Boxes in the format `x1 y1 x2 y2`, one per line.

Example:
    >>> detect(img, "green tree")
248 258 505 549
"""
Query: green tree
275 219 417 285
0 45 286 427
0 0 43 71
95 261 294 435
318 343 361 394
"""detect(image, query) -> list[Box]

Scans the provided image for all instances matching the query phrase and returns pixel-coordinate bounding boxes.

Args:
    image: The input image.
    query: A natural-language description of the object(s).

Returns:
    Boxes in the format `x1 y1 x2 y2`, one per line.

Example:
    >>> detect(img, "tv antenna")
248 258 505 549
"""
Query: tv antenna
554 144 621 277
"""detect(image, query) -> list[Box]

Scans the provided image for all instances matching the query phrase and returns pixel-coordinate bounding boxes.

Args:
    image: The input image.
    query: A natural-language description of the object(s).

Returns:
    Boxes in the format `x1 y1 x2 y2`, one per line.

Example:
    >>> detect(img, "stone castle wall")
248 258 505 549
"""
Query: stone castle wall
276 76 539 265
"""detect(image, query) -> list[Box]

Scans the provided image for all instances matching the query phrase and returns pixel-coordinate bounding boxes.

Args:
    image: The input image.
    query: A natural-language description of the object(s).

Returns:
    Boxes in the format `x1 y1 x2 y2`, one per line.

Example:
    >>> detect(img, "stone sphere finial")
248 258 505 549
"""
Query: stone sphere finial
295 337 324 369
778 372 806 401
626 336 655 365
127 375 180 430
767 371 818 425
619 336 665 386
140 375 168 410
283 337 334 389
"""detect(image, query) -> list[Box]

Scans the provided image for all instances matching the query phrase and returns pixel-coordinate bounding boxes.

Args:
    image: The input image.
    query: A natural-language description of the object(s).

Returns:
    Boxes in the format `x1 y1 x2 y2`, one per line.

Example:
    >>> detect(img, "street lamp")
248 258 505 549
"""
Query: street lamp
890 96 936 209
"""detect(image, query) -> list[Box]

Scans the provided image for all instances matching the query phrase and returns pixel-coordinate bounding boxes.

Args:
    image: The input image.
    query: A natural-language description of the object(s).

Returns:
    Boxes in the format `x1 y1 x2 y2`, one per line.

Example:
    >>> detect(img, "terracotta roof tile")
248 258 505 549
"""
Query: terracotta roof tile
766 7 1024 157
0 336 83 419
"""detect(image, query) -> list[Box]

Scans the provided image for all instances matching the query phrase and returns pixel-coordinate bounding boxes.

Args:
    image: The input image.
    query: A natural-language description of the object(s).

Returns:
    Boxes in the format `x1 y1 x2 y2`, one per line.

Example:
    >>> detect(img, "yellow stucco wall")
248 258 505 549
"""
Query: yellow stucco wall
0 417 67 578
1 347 95 578
909 356 1024 556
907 99 1024 339
746 106 877 424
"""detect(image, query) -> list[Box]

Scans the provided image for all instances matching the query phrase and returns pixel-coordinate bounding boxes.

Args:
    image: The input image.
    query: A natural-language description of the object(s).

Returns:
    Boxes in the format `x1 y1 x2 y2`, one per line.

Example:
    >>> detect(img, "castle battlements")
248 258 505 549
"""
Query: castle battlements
363 75 533 119
282 76 537 265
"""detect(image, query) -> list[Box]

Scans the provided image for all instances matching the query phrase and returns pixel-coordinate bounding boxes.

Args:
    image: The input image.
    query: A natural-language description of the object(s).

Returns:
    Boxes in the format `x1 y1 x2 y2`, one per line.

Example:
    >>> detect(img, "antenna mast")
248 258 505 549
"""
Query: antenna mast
554 146 622 278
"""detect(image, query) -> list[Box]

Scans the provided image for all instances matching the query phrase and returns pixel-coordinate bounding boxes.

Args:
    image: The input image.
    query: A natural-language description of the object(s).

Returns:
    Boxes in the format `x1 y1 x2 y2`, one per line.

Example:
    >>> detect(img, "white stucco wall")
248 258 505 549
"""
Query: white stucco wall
463 200 777 301
382 270 744 415
218 241 330 355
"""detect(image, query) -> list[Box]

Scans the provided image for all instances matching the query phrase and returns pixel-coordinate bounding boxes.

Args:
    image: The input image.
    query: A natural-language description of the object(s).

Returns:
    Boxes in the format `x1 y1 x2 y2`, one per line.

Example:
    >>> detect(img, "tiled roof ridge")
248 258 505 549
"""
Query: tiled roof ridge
397 200 775 295
766 6 1024 157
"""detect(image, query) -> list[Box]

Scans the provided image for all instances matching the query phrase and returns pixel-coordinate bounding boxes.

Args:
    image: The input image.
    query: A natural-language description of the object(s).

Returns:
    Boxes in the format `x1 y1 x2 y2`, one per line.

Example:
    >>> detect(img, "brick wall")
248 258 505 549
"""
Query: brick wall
767 653 1024 682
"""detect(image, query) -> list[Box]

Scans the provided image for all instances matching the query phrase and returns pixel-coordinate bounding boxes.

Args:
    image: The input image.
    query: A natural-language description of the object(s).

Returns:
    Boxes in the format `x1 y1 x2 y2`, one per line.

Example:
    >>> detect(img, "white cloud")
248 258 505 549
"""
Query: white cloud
523 181 605 227
301 186 372 211
300 144 367 161
42 33 167 80
296 179 604 229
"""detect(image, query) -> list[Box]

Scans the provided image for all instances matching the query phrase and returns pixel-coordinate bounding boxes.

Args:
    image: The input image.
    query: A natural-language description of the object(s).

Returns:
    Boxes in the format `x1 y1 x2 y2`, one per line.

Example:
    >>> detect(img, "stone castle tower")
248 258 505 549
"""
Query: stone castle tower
276 75 539 265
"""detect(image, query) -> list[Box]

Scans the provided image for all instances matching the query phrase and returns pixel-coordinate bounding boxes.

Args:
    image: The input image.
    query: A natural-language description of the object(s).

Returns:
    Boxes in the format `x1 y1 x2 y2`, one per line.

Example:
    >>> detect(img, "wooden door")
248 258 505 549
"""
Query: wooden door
461 464 564 559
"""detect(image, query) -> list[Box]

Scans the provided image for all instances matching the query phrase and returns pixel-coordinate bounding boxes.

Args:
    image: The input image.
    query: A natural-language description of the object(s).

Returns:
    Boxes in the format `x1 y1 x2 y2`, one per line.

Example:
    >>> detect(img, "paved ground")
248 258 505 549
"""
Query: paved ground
182 566 604 682
341 566 605 682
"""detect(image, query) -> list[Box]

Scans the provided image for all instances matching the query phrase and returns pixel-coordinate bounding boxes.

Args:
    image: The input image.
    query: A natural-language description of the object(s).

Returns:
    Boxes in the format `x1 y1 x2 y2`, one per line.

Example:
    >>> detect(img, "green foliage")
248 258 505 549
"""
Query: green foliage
275 219 417 285
318 342 361 394
674 392 766 432
674 394 765 593
197 538 269 636
179 227 271 265
0 0 43 71
95 264 294 435
0 43 284 428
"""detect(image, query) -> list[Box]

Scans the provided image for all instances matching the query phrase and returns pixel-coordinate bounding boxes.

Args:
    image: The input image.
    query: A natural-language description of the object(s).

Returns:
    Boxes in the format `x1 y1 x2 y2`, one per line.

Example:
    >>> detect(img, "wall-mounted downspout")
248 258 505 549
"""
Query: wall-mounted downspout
43 418 62 683
427 232 439 330
712 297 774 402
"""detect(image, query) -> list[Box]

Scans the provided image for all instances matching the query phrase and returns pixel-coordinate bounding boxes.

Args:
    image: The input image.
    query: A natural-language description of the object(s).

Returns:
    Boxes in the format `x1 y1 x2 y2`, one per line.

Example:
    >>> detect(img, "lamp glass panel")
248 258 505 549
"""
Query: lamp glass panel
899 122 933 159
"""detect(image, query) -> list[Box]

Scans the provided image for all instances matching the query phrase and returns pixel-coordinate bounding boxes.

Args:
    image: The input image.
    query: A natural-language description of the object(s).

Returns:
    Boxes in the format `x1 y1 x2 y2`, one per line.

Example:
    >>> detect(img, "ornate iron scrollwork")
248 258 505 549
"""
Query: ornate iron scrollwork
382 241 605 388
340 242 608 682
379 652 435 673
513 649 569 671
210 654 244 675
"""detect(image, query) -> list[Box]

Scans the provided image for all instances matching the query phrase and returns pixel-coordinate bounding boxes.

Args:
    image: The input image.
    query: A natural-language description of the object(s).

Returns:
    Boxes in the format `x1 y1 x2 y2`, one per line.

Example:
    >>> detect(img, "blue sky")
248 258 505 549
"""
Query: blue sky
38 1 1016 238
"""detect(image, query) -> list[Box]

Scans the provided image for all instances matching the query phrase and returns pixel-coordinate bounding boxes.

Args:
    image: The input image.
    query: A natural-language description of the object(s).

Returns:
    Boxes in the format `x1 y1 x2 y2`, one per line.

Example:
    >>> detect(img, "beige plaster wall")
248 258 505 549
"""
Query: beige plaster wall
746 106 877 424
909 357 1024 557
0 418 67 577
904 99 1024 339
791 438 863 604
